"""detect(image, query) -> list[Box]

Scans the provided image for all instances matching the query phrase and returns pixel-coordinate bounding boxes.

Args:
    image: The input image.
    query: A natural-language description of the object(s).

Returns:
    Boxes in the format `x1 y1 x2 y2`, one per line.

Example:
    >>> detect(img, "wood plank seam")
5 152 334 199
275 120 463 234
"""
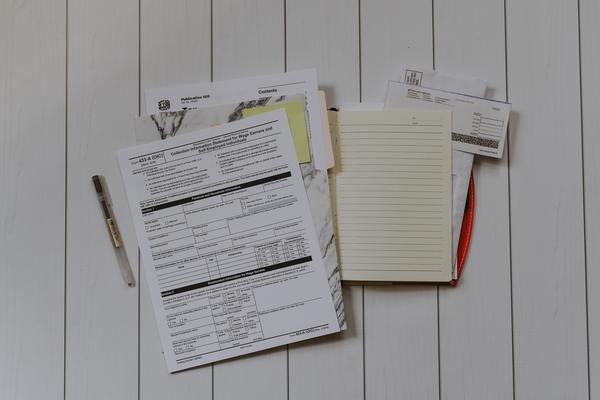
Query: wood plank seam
503 0 517 398
575 0 592 397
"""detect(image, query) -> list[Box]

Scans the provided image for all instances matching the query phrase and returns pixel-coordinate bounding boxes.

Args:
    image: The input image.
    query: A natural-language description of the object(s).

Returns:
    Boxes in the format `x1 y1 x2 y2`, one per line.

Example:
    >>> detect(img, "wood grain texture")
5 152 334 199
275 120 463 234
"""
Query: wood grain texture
360 1 438 398
364 286 438 399
139 1 213 398
289 287 364 400
506 0 589 398
360 0 433 102
4 1 599 398
66 0 139 398
285 0 360 107
434 0 513 399
212 0 284 79
211 1 287 398
286 2 363 399
140 0 212 113
579 0 598 397
0 1 65 399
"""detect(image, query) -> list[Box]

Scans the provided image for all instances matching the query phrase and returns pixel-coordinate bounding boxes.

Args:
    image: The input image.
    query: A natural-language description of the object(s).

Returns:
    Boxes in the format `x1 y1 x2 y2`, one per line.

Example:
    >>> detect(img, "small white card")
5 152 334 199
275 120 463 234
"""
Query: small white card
385 81 511 158
399 65 487 96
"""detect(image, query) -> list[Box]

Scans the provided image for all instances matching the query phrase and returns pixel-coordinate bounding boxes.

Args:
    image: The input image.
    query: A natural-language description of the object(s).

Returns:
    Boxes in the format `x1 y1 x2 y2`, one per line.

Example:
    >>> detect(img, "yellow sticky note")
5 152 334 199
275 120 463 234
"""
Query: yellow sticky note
243 101 311 164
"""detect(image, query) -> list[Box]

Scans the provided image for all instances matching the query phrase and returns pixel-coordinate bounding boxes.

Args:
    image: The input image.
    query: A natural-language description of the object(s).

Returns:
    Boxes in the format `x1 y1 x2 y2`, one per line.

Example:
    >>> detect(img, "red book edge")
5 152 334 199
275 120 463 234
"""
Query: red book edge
451 173 475 286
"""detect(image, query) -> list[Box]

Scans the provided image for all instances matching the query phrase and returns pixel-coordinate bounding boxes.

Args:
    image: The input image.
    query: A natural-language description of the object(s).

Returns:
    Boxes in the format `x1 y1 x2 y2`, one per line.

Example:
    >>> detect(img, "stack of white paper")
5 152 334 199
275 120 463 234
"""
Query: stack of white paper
119 70 345 372
119 109 341 372
386 66 510 277
116 66 511 371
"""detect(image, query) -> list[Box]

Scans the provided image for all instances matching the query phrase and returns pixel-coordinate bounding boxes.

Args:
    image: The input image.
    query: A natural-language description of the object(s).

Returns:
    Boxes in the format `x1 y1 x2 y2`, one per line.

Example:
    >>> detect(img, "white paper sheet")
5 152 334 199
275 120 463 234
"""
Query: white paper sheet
399 65 486 96
140 70 345 328
145 69 328 171
118 110 340 372
318 91 335 169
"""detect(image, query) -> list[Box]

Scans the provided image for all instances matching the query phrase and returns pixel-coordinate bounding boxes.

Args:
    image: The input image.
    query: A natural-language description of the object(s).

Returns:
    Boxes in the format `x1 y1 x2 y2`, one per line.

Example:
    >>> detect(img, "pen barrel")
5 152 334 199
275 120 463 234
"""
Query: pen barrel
106 218 123 247
92 174 135 288
115 245 136 288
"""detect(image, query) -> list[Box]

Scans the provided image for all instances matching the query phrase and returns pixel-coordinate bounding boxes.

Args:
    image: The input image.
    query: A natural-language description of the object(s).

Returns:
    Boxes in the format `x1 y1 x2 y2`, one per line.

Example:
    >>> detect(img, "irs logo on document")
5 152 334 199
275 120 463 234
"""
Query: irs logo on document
158 99 171 111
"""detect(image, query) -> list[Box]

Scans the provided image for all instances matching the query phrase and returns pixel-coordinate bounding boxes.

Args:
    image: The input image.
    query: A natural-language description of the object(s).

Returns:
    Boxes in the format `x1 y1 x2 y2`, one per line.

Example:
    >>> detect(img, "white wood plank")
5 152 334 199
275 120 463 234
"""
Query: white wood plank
364 286 438 399
285 2 363 399
212 0 285 79
66 0 140 398
360 0 433 103
579 0 599 397
360 1 438 399
289 286 364 400
140 0 212 113
285 0 360 107
138 1 213 398
0 1 65 399
213 350 286 400
434 1 513 399
506 0 589 398
211 1 287 399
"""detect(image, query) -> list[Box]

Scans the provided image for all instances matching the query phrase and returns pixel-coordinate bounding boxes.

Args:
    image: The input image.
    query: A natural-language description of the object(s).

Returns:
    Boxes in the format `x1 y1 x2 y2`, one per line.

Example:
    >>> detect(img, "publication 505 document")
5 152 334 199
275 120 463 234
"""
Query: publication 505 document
118 109 340 372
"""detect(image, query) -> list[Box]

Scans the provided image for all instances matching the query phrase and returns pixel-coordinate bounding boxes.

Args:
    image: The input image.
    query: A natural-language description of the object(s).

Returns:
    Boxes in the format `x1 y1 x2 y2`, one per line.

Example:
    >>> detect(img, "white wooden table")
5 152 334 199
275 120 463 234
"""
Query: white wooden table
2 0 598 399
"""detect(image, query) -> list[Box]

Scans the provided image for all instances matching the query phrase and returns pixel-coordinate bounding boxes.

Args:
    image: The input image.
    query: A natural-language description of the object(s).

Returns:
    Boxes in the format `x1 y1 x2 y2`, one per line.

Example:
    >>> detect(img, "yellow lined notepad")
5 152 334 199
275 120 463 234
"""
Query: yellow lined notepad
330 110 453 282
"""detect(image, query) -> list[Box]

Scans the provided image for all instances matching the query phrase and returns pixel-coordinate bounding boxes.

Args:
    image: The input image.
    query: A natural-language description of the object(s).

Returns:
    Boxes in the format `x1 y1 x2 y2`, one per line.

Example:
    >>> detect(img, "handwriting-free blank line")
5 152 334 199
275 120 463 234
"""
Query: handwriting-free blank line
342 163 442 166
340 136 442 140
341 248 443 252
340 171 442 175
341 151 444 154
341 268 442 271
338 157 443 160
341 255 443 258
339 222 442 226
339 209 442 213
341 144 443 148
339 231 442 234
340 238 443 241
340 176 443 180
338 184 442 187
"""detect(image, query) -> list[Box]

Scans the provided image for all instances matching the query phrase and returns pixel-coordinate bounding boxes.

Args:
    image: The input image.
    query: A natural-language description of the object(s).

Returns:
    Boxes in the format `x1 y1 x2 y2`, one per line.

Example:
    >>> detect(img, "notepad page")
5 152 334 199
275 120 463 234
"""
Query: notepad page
332 110 453 282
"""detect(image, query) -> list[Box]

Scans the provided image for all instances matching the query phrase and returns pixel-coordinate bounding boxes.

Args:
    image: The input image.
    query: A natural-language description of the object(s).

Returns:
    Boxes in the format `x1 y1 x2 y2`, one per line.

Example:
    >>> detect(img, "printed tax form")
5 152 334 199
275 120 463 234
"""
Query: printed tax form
141 70 345 328
118 110 340 371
